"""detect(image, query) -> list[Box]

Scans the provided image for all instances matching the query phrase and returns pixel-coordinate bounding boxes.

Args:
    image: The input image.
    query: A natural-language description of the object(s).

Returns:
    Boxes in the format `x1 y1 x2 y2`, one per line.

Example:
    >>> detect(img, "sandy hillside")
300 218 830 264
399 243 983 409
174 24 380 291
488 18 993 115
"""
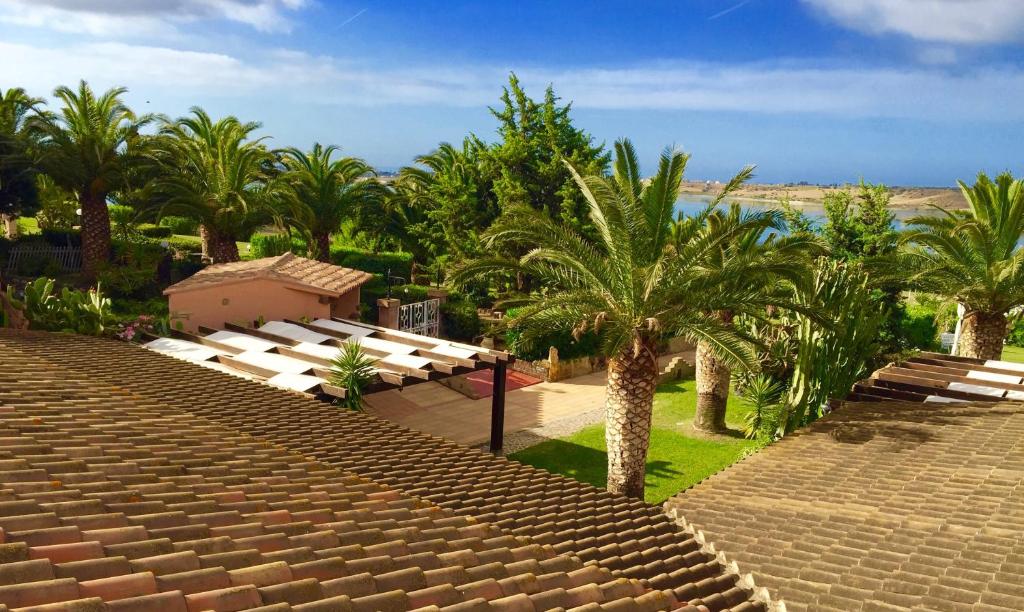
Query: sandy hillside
680 181 966 210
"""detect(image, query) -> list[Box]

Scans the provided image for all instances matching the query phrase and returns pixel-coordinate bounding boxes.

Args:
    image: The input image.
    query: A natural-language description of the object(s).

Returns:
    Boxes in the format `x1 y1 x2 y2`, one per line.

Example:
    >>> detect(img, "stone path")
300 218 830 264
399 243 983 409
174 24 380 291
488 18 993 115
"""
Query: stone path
364 351 693 449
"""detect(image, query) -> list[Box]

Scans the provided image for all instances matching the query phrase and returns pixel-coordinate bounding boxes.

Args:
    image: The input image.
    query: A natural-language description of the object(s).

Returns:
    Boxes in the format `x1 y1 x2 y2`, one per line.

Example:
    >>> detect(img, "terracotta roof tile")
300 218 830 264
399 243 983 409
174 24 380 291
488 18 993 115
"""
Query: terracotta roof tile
163 253 373 297
666 398 1024 612
0 331 696 612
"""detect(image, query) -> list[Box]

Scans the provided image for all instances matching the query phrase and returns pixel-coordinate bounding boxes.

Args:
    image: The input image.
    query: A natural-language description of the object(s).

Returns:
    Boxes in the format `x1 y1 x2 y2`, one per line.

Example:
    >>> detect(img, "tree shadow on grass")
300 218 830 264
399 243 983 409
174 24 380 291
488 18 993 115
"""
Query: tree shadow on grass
511 438 685 498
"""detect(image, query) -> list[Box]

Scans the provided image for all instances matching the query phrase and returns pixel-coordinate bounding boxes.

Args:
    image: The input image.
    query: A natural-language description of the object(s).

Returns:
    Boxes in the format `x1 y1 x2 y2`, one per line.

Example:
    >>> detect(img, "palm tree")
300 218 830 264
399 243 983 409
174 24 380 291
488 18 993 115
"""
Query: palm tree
890 172 1024 359
688 203 823 434
0 87 43 239
396 137 498 262
28 81 152 277
150 108 283 263
453 139 792 498
281 144 382 262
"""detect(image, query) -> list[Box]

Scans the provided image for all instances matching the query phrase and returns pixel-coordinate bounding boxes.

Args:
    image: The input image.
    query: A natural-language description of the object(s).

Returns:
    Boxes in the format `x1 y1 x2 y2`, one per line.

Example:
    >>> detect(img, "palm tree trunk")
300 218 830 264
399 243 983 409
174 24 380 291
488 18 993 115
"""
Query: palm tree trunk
208 230 240 263
958 310 1007 360
79 192 111 279
1 214 18 240
694 340 731 433
605 340 658 499
199 224 210 259
314 231 332 263
0 275 27 330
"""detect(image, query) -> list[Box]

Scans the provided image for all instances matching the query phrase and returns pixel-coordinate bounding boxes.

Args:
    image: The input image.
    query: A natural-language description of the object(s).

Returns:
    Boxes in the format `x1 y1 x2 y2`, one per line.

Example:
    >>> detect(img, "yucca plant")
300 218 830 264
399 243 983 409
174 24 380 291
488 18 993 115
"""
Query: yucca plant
328 342 378 411
738 374 785 441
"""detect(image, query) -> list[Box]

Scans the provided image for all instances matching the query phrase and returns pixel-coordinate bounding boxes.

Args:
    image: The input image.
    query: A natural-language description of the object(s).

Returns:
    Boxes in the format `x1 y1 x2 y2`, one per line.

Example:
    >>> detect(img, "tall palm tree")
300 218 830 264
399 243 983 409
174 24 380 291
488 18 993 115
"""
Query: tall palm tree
688 204 823 433
0 87 43 238
453 139 792 498
281 144 383 262
151 108 283 263
890 172 1024 359
28 81 151 277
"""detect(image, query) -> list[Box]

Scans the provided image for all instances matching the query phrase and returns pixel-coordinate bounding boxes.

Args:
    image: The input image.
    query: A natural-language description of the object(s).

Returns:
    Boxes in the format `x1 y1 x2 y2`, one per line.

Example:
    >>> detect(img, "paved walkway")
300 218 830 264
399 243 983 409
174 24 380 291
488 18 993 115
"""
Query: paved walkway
364 351 692 447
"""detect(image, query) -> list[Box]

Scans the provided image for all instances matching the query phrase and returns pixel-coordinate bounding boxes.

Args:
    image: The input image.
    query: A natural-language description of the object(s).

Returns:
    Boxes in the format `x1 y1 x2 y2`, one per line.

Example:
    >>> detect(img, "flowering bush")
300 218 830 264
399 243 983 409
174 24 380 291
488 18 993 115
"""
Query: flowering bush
114 314 169 342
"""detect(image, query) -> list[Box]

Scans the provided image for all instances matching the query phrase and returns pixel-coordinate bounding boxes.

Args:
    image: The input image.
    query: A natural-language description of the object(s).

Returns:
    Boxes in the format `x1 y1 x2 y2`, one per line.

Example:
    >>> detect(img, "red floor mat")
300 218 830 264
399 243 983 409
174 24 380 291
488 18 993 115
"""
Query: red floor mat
463 368 542 398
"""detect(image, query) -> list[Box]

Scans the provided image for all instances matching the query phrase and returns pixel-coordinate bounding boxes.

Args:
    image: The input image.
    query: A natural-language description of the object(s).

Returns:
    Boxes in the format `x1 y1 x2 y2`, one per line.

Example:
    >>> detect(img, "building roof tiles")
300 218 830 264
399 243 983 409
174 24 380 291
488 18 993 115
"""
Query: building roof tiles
2 333 761 609
0 330 765 611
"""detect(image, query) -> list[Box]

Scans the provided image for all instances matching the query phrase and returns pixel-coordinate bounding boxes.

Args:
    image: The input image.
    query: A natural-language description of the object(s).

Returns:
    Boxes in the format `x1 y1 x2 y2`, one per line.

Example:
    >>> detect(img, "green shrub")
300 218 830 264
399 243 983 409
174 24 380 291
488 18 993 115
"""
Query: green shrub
108 204 140 241
899 304 939 350
7 277 113 336
331 245 412 279
159 216 199 236
40 228 81 247
359 280 438 322
138 224 172 238
100 241 167 299
440 300 481 342
250 233 300 258
505 307 602 361
0 236 10 269
1006 318 1024 347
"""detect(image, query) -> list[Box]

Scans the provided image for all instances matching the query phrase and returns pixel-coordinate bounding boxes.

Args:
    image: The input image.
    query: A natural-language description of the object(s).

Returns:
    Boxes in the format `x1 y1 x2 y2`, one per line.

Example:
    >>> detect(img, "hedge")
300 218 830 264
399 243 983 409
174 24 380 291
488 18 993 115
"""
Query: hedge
41 228 81 247
331 245 412 279
158 216 199 236
138 224 173 238
505 307 602 361
250 234 307 259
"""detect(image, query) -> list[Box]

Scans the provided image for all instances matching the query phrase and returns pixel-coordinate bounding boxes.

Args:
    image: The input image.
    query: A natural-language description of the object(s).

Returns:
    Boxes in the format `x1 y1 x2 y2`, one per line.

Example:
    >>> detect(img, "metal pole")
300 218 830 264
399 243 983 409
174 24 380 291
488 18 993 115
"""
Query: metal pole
386 267 392 300
489 360 507 453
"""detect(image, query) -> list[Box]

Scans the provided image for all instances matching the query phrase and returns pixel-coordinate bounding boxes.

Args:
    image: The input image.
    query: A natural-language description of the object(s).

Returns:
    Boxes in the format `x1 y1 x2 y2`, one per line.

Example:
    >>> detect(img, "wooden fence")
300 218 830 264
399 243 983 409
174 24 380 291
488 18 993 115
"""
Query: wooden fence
5 244 82 273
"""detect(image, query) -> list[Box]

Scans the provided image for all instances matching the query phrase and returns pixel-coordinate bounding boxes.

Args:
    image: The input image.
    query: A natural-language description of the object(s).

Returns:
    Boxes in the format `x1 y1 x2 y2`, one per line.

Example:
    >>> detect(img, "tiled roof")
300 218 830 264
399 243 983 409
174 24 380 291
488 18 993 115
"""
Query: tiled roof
850 352 1024 404
665 399 1024 612
163 254 373 297
0 332 675 612
2 331 766 612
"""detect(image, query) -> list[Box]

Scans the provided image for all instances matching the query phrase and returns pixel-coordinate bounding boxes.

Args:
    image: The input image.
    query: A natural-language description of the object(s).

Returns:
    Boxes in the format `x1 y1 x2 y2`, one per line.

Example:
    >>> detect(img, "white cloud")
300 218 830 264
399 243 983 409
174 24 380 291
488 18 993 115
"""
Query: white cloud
802 0 1024 44
0 0 309 35
3 40 1024 122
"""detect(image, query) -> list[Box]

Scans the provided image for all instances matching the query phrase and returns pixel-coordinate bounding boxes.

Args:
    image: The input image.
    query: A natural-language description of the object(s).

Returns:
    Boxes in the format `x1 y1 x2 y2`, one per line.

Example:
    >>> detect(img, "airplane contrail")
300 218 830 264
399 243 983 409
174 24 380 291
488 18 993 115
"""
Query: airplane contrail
708 0 754 20
336 7 368 29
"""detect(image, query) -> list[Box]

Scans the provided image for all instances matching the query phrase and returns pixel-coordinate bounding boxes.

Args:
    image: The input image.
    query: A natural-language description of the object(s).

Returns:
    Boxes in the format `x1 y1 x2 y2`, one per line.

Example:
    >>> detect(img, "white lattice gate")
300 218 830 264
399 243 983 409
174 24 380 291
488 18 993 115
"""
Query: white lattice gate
399 298 440 337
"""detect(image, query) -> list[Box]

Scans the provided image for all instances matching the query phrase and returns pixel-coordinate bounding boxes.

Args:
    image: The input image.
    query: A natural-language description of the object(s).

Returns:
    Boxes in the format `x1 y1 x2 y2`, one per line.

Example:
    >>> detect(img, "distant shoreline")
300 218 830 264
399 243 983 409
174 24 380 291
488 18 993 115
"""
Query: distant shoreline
679 181 967 211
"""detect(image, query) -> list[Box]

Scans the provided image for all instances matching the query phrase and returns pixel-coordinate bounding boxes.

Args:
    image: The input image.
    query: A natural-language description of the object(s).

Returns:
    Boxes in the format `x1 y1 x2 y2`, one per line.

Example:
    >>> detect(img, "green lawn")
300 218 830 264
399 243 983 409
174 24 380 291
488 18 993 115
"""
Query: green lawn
1001 345 1024 363
16 216 40 235
510 379 758 504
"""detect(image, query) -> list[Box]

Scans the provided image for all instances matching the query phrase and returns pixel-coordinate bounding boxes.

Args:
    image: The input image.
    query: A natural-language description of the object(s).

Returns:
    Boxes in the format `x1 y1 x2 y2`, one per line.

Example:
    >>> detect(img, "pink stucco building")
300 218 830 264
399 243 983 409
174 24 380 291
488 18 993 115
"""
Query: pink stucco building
164 253 373 333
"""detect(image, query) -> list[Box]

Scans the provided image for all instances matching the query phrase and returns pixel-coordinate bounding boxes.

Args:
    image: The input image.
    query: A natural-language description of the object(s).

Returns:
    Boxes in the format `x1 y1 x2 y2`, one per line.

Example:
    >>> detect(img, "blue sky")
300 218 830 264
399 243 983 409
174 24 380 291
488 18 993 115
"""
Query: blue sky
2 0 1023 186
